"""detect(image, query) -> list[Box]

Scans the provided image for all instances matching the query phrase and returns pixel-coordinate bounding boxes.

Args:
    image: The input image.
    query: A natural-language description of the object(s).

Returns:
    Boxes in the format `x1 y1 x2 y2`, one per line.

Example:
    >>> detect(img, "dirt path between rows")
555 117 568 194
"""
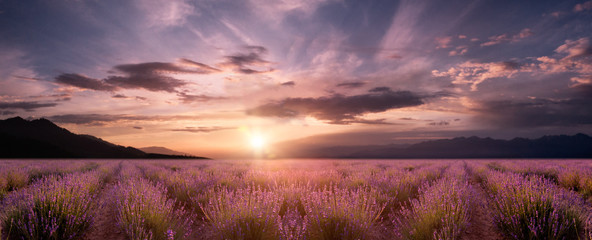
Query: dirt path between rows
84 164 126 240
461 178 505 240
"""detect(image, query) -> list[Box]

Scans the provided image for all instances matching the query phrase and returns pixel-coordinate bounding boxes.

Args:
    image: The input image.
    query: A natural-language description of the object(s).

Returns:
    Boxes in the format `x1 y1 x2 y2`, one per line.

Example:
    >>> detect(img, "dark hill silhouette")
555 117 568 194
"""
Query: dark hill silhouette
344 134 592 158
140 146 189 156
271 133 592 159
0 117 207 159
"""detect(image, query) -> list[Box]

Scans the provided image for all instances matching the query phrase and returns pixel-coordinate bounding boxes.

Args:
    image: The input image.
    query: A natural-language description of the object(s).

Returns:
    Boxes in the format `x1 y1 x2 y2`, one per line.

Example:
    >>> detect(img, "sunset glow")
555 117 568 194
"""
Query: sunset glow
250 135 265 150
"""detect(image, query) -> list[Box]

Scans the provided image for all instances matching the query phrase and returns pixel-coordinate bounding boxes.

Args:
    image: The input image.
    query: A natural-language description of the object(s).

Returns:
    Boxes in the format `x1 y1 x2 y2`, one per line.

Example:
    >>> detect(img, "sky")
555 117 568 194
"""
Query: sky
1 0 591 158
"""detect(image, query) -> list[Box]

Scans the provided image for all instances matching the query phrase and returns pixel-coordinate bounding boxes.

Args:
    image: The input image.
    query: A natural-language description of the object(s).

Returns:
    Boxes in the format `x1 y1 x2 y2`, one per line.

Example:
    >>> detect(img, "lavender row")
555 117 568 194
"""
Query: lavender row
392 162 472 240
476 163 590 239
114 177 193 240
0 170 104 239
0 161 103 200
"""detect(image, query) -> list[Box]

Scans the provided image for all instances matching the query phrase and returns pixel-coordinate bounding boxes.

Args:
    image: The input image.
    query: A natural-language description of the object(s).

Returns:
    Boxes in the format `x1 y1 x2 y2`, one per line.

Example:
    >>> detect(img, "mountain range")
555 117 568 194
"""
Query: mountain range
0 117 206 159
1 116 591 159
273 134 592 159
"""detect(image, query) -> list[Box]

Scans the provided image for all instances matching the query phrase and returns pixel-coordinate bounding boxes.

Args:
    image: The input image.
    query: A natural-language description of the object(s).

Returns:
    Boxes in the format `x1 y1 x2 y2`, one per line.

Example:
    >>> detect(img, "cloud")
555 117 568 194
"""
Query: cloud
481 34 509 47
280 81 295 86
428 121 450 126
574 1 592 12
218 46 274 74
46 114 200 125
171 126 234 133
178 58 221 73
435 36 453 49
555 38 592 59
481 28 533 47
368 86 391 92
177 92 227 104
432 61 525 91
435 38 592 91
246 88 425 124
0 101 58 111
449 46 468 56
114 61 218 75
104 75 185 93
1 111 16 115
55 59 219 93
27 93 72 102
111 94 148 101
55 73 119 91
136 0 194 27
335 81 366 89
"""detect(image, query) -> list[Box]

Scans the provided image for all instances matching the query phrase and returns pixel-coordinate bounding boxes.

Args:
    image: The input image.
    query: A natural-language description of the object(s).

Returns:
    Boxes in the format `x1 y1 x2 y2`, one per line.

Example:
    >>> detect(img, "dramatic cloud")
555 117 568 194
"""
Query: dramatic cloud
55 59 219 93
246 88 424 124
335 81 367 89
218 46 274 74
0 101 58 111
171 126 234 133
55 74 118 91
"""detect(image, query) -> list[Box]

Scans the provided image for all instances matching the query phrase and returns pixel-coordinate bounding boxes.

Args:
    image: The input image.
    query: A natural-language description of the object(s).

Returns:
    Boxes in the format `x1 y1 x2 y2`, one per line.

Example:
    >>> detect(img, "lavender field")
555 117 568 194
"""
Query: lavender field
1 159 592 240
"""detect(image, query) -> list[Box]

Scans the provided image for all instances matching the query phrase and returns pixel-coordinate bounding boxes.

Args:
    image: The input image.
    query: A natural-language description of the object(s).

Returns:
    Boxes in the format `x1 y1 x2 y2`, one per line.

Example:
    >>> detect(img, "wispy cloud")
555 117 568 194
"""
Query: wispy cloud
46 114 201 125
171 126 234 133
481 28 533 47
435 36 453 49
177 92 227 104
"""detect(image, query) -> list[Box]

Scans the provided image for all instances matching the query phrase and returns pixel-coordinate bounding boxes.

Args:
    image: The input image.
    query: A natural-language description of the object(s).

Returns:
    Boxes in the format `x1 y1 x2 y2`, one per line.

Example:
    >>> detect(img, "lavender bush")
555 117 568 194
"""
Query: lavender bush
114 177 193 240
1 171 102 240
199 185 283 239
484 170 586 239
303 186 386 240
393 166 472 240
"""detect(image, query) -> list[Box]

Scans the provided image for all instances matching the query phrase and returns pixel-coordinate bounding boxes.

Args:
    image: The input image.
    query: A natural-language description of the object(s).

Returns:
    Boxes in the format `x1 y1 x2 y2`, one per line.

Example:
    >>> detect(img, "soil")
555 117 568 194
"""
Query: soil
84 167 126 240
461 177 505 240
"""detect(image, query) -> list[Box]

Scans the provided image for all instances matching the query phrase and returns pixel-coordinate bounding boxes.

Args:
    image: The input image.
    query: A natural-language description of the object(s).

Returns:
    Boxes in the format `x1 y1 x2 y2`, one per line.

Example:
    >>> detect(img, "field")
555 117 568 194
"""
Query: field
1 159 592 240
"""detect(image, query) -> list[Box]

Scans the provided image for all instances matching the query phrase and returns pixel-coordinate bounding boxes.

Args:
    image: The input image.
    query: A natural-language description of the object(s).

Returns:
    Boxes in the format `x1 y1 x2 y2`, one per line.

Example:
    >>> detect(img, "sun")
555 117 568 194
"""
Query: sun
250 135 265 150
